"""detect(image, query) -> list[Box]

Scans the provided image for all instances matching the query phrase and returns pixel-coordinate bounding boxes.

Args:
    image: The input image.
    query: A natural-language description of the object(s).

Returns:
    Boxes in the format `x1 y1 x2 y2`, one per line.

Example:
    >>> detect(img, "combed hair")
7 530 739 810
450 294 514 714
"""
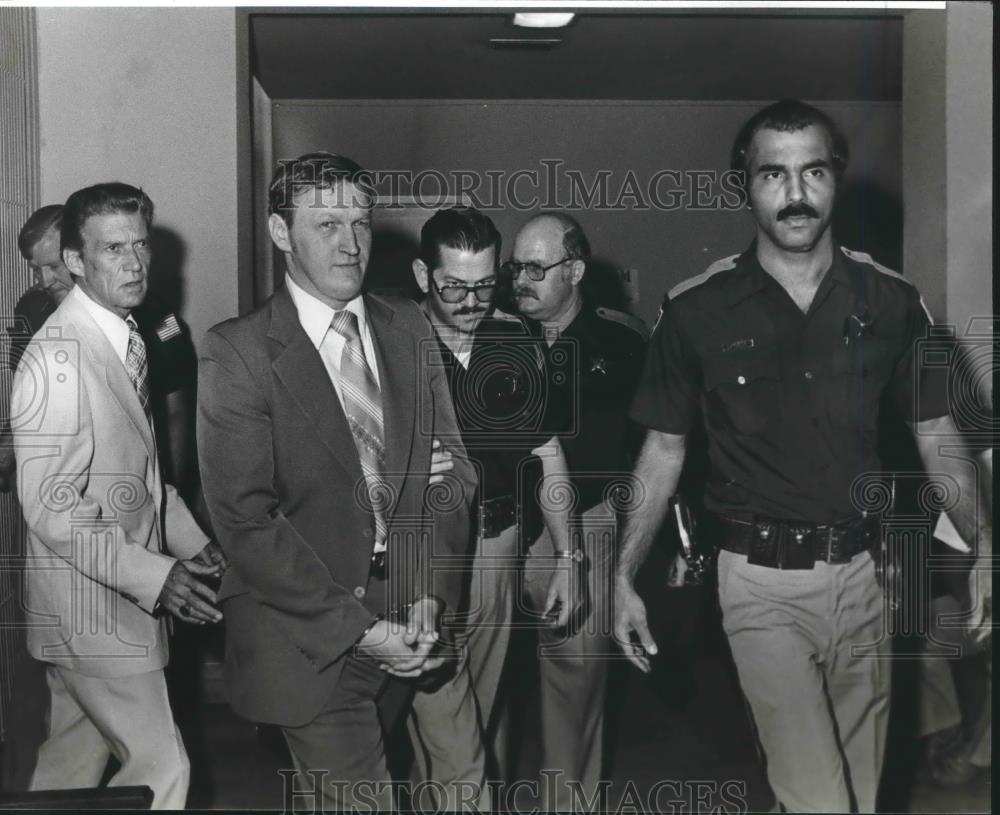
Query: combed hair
18 205 63 260
61 183 154 254
268 152 375 227
417 207 501 271
730 99 850 189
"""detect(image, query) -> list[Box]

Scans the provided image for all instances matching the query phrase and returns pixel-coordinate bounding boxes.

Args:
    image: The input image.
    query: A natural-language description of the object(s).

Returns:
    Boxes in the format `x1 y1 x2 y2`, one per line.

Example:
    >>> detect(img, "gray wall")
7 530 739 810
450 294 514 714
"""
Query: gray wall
272 99 902 328
36 7 244 350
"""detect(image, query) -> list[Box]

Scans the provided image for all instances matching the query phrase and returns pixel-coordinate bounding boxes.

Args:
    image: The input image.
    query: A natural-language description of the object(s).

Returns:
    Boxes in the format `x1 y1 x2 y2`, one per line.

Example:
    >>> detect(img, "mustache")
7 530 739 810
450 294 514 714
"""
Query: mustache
777 203 820 221
453 305 487 316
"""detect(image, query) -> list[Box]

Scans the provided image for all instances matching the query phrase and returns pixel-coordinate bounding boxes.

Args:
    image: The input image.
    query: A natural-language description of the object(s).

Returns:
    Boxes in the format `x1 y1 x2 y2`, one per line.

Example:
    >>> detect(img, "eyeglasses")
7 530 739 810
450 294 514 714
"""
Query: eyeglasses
430 276 497 304
500 257 571 282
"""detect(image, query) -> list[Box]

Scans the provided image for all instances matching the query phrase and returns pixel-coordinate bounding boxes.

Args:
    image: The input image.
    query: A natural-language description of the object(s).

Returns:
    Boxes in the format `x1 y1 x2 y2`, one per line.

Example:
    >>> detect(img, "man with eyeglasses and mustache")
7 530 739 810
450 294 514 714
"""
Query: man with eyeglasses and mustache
408 207 576 808
507 212 647 811
615 100 991 812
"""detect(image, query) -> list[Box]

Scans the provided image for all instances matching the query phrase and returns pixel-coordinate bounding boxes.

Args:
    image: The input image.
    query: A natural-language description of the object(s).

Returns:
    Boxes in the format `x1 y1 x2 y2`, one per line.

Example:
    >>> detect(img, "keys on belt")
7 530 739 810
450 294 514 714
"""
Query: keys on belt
716 514 880 569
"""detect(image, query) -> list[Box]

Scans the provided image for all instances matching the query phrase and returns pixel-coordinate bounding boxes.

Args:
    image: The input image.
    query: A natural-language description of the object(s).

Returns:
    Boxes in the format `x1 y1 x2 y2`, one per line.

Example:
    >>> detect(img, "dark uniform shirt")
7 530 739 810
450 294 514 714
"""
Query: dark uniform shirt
6 287 58 373
436 315 555 504
630 245 950 524
528 304 647 519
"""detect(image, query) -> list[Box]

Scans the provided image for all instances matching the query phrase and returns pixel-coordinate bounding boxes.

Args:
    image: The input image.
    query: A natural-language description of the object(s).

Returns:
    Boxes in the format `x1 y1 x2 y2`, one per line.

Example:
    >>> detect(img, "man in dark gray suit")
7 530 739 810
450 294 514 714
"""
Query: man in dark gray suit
197 153 478 811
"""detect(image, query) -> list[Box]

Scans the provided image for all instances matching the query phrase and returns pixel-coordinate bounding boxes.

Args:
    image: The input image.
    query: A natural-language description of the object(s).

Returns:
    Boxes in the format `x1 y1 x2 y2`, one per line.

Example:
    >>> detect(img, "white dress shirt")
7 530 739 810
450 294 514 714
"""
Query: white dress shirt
285 273 382 410
71 284 135 366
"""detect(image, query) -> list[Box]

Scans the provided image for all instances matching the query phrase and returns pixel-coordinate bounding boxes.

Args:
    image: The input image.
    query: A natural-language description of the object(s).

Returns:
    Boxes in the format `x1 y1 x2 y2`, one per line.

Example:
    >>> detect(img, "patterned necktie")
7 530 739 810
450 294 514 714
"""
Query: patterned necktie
331 310 387 548
125 318 151 419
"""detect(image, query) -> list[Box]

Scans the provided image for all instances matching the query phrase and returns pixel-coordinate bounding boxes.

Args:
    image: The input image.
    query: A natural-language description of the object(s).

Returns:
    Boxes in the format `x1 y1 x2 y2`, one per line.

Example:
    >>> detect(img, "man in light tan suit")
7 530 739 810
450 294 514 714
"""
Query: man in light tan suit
10 182 225 808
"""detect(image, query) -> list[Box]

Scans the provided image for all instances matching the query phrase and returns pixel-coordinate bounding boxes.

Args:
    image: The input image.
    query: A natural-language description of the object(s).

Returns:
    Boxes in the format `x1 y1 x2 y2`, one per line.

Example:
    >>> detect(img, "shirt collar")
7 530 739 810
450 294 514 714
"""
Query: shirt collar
71 284 132 364
726 242 849 307
285 272 368 350
725 245 771 307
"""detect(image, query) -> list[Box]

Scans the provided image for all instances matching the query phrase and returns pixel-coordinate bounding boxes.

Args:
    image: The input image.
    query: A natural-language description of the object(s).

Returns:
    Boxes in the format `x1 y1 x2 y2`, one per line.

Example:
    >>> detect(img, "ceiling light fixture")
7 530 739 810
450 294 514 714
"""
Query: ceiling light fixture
512 13 575 29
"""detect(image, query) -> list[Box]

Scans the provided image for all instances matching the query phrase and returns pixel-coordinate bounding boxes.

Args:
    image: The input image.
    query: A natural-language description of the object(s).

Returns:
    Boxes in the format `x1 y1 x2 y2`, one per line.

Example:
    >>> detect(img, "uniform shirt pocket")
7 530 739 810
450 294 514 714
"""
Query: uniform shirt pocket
702 350 779 435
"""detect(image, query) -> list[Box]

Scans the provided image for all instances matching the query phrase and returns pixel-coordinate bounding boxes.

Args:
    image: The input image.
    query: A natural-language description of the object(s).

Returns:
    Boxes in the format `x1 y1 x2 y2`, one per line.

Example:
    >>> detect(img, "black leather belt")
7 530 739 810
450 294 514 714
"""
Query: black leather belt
370 549 387 580
715 513 880 570
479 494 516 539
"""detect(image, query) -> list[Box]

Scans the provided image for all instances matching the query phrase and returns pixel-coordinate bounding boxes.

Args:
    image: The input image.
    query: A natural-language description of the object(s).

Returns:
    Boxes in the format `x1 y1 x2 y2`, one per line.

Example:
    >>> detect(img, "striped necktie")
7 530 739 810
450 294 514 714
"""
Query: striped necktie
125 318 151 419
331 310 387 549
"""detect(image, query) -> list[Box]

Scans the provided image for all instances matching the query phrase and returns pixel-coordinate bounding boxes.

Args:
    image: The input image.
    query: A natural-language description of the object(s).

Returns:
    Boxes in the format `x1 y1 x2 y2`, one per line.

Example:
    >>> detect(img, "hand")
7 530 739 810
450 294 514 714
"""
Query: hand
397 596 446 674
193 540 228 576
429 439 453 485
613 575 658 673
543 555 580 629
357 618 441 678
156 560 223 624
966 552 993 647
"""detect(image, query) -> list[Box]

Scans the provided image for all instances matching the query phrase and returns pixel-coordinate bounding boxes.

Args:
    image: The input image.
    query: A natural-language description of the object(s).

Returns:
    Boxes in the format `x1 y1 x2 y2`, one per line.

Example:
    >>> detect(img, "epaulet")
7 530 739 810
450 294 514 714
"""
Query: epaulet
839 247 908 283
594 306 650 341
491 308 522 323
840 246 934 324
667 254 739 301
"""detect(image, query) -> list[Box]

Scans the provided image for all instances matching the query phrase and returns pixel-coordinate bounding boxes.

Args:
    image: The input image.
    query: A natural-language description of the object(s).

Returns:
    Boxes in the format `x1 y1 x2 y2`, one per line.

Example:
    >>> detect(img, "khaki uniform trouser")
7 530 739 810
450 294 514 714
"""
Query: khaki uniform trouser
407 523 517 811
517 501 615 813
718 549 890 814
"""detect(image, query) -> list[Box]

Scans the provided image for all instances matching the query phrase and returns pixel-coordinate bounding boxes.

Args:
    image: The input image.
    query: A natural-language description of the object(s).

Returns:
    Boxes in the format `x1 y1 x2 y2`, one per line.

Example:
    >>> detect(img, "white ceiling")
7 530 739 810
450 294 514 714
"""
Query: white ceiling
250 12 902 102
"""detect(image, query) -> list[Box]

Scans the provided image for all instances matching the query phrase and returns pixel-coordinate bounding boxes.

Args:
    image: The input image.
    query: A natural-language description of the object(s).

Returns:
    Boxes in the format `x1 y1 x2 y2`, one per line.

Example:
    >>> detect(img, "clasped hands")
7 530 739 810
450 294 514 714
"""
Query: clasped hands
356 596 447 678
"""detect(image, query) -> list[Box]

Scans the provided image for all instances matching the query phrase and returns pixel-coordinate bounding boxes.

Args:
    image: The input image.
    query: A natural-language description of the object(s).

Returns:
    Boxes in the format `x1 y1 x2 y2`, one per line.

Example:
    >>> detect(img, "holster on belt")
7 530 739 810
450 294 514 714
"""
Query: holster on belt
479 494 516 539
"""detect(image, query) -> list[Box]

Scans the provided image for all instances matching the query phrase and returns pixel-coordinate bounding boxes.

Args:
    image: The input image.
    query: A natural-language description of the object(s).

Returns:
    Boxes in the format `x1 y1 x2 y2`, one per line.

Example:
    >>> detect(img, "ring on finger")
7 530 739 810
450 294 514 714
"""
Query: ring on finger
180 603 191 616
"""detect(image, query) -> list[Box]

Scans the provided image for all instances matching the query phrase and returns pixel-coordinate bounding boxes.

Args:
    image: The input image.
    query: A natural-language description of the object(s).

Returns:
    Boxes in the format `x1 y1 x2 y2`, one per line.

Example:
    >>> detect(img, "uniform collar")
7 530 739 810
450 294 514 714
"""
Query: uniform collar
726 241 850 307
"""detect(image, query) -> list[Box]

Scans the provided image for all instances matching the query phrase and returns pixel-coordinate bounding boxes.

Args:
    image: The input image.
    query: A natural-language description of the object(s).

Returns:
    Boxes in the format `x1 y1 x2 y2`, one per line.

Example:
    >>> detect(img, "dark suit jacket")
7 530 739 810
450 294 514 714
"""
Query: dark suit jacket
197 287 476 726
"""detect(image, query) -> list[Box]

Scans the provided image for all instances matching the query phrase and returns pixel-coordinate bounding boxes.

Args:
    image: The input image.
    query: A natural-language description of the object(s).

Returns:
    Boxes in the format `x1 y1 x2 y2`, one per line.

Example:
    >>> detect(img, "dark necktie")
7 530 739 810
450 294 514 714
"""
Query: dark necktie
331 310 387 547
125 318 151 419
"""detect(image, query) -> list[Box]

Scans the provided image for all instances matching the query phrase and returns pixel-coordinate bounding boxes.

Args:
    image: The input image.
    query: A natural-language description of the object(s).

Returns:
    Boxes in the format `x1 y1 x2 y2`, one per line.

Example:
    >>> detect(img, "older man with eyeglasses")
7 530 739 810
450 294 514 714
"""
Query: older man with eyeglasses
504 212 649 811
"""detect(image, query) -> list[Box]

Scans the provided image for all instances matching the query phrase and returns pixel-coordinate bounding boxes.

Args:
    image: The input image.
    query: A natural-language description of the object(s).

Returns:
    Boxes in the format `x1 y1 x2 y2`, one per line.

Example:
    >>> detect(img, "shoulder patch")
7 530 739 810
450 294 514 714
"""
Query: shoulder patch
840 246 934 324
668 254 739 301
154 313 182 341
594 307 650 341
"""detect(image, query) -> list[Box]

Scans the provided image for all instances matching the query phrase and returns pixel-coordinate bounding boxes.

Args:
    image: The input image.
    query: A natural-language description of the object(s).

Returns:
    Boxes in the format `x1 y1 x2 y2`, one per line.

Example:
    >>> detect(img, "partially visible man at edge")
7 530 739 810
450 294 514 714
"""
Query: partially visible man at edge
11 182 225 807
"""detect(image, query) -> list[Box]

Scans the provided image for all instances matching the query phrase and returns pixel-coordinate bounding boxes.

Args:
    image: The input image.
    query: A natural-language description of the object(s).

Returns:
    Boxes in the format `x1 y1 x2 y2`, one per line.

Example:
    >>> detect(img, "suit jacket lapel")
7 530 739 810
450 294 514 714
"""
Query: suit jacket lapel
62 295 156 459
366 295 416 513
268 288 365 483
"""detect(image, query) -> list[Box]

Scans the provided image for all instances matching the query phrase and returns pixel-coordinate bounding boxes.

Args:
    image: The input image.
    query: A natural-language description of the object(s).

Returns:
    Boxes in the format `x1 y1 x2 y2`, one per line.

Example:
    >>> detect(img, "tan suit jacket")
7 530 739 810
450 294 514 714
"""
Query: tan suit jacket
11 292 208 679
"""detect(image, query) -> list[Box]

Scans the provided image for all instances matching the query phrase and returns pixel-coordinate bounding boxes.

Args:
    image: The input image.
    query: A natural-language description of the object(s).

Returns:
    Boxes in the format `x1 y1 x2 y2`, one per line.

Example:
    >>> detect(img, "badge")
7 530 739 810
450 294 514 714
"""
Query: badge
589 356 608 375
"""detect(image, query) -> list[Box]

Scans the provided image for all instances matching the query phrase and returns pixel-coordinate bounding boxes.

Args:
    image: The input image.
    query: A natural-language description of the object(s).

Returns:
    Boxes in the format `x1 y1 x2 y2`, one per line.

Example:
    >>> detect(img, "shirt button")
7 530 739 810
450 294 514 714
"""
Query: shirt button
353 586 366 599
737 375 747 385
804 371 815 380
